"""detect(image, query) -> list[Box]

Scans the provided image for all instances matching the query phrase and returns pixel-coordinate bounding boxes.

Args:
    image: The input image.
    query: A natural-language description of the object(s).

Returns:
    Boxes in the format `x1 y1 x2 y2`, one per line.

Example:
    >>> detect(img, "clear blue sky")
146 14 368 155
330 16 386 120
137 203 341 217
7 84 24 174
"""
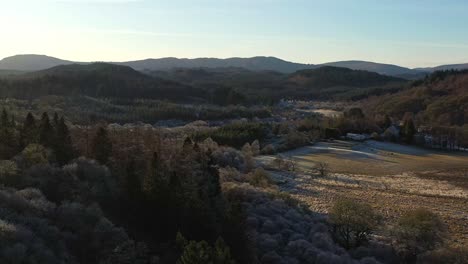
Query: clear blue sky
2 0 468 67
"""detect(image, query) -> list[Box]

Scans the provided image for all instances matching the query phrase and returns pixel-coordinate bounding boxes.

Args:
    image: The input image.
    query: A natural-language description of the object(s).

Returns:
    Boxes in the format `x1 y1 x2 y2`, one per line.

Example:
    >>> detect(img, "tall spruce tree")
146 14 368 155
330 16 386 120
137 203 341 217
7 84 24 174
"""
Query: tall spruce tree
0 108 17 159
39 112 55 149
20 112 37 148
401 117 416 144
55 117 74 165
143 152 169 202
91 126 112 164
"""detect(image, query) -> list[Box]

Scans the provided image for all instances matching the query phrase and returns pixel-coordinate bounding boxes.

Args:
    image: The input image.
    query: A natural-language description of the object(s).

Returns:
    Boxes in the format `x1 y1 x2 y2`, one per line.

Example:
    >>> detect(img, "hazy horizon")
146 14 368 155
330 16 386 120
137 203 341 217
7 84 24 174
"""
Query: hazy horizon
2 0 468 68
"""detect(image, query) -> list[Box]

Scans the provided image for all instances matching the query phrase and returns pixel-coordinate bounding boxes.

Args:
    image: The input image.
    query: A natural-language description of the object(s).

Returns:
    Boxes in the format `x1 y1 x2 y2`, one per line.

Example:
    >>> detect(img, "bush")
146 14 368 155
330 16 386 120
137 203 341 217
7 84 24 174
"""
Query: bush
21 144 51 167
0 160 19 186
392 208 444 261
324 127 341 139
176 233 236 264
194 122 268 148
270 156 284 170
282 130 309 150
248 168 272 188
329 198 379 249
260 144 276 155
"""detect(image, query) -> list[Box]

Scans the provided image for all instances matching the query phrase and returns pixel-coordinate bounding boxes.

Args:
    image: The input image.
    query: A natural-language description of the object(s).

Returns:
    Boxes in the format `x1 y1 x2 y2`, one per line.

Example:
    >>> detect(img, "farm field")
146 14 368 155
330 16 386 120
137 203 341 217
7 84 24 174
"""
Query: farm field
258 140 468 246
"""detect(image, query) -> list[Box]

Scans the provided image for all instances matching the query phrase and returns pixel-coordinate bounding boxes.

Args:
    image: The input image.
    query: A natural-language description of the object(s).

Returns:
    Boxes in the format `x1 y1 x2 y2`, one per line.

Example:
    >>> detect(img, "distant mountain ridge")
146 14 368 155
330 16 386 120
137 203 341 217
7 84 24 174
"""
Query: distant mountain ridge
0 62 200 101
321 60 418 77
1 54 468 78
0 55 74 72
118 56 313 73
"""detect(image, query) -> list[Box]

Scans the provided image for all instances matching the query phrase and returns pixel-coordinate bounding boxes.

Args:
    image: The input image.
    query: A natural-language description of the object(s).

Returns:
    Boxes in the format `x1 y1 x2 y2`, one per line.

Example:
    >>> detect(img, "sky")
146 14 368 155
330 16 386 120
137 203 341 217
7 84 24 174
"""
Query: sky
1 0 468 68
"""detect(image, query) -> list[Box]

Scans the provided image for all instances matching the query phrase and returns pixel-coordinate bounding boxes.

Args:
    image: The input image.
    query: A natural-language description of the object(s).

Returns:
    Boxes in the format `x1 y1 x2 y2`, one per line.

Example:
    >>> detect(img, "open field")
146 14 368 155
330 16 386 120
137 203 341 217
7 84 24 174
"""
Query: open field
258 140 468 246
296 108 343 118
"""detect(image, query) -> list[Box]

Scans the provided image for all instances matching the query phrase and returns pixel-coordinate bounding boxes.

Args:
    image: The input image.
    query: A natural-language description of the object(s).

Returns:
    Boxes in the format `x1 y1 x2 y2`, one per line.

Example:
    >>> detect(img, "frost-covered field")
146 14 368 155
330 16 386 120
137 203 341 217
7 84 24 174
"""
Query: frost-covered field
258 140 468 246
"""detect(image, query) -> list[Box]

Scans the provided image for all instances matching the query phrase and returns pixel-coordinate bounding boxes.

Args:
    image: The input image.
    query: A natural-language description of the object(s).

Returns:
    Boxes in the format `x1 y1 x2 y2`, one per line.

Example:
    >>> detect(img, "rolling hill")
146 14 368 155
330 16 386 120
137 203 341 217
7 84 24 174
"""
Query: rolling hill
416 63 468 72
285 66 408 100
149 66 409 101
0 55 74 71
120 56 314 73
363 70 468 126
319 60 427 79
0 63 410 103
0 63 200 101
1 54 467 79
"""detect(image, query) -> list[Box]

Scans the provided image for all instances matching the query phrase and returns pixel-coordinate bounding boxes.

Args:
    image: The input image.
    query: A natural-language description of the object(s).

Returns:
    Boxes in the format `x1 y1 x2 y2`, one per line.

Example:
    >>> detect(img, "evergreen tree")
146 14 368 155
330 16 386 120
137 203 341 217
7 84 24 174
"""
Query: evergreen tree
39 112 55 149
0 108 9 127
401 118 416 144
143 152 171 203
55 117 74 165
20 112 37 148
0 108 17 159
91 126 112 164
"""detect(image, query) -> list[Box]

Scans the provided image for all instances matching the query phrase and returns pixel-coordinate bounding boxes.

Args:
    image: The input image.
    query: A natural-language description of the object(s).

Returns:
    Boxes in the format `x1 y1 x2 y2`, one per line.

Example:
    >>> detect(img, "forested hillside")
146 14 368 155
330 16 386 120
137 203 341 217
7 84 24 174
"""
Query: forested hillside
150 66 409 102
0 64 409 104
0 63 201 102
364 70 468 126
0 109 395 263
282 67 407 100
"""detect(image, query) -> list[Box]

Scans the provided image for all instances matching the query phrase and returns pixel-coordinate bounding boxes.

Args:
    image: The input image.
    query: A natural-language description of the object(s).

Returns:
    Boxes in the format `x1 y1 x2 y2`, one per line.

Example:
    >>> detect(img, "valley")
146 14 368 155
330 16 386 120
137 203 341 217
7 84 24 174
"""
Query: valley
258 140 468 246
3 1 468 263
0 55 467 264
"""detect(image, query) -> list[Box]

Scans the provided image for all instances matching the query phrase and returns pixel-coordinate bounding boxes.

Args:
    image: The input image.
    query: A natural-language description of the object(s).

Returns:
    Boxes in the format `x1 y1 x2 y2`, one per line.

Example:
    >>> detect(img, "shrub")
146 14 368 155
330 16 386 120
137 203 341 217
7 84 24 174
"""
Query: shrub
0 160 19 186
218 167 242 183
282 130 309 150
260 144 276 155
194 122 268 148
176 233 236 264
324 127 341 139
392 208 444 261
329 198 379 249
21 144 51 167
270 156 284 170
248 168 272 188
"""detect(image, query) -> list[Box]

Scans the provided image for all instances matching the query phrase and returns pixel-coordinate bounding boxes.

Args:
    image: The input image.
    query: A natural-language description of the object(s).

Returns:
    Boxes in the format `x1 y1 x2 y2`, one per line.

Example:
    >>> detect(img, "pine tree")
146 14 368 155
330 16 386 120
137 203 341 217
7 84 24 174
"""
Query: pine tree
20 112 37 148
0 108 17 159
39 112 55 149
0 108 9 128
143 152 169 202
401 117 416 144
91 126 112 164
55 117 74 165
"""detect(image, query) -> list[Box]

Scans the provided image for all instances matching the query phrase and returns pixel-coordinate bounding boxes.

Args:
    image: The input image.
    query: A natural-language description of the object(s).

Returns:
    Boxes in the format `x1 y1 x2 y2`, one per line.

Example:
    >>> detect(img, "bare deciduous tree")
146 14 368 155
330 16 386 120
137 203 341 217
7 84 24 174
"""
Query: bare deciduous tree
315 162 329 177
